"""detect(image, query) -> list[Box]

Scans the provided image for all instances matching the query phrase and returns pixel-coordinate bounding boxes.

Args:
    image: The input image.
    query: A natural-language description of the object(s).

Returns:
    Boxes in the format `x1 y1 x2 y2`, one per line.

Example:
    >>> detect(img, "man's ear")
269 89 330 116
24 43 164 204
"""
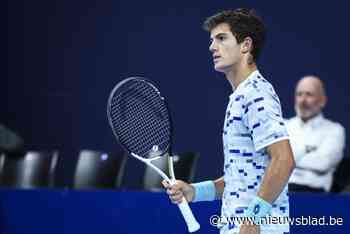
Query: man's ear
241 37 253 54
321 95 327 109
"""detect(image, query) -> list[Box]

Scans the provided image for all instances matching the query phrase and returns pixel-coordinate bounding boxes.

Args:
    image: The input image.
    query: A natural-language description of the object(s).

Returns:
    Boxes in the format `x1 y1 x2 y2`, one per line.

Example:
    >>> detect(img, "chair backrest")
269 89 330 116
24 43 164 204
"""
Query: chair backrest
341 183 350 193
331 156 350 192
142 154 168 190
173 152 199 183
73 150 127 189
0 151 59 188
143 152 199 191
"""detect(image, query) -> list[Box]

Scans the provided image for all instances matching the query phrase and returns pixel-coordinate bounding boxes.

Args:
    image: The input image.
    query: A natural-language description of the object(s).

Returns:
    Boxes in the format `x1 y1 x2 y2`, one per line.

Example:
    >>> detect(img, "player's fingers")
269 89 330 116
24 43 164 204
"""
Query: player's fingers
161 180 170 188
171 180 184 191
165 181 180 192
166 188 172 196
166 187 180 196
172 191 184 200
170 191 184 204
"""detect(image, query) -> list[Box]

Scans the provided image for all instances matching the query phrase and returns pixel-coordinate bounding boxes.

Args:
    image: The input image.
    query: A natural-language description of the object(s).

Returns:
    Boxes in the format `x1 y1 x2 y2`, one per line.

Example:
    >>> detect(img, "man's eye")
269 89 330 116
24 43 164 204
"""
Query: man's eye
218 36 225 41
306 92 314 97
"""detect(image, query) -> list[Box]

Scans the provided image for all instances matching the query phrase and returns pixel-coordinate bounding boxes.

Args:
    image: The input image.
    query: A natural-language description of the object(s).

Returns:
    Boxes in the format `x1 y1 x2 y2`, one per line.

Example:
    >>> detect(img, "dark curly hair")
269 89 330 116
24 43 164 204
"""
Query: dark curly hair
203 8 266 61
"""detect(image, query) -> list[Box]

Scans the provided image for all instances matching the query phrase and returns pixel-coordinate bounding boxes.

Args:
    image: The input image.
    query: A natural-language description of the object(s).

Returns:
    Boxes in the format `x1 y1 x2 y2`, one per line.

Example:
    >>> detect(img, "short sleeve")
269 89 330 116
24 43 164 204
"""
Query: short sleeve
241 87 289 152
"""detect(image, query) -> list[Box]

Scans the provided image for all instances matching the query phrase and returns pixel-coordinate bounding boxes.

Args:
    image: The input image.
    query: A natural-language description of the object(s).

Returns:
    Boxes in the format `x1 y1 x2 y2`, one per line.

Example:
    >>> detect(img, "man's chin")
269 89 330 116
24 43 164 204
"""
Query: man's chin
297 111 319 121
214 64 229 73
296 109 311 119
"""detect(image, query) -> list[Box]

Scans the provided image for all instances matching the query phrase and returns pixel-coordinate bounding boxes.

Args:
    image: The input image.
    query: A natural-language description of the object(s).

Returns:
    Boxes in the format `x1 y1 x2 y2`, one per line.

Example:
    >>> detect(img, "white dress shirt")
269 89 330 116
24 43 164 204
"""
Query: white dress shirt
286 114 345 191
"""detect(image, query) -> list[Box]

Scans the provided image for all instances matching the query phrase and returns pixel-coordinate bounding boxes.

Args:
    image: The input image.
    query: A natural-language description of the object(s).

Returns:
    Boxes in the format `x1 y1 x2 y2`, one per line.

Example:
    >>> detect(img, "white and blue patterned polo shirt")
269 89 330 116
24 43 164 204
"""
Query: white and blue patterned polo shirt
220 70 290 234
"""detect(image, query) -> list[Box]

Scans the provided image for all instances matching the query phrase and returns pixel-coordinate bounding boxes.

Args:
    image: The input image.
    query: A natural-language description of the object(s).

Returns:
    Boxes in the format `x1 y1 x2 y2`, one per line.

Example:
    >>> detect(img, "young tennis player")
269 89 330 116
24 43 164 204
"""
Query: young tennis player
163 8 295 234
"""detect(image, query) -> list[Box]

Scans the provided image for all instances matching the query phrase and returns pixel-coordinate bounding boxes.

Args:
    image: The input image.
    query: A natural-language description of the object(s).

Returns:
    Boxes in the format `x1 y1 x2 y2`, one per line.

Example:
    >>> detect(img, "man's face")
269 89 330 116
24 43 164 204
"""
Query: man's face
295 77 326 120
209 23 242 73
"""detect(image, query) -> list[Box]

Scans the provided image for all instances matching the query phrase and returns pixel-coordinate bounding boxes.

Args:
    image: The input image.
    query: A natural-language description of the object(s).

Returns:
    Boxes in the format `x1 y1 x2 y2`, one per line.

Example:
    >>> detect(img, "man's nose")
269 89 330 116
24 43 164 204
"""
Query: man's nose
299 98 308 106
209 41 217 52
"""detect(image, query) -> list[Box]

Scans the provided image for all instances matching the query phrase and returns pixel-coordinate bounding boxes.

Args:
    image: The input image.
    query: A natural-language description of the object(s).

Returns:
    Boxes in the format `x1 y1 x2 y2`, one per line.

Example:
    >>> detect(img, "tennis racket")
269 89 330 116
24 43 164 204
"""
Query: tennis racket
106 77 200 232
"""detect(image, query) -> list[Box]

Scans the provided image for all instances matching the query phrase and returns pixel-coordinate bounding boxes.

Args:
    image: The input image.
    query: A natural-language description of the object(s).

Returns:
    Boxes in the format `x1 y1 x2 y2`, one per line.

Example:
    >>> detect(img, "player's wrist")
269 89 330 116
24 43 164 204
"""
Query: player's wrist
245 196 272 225
191 180 216 203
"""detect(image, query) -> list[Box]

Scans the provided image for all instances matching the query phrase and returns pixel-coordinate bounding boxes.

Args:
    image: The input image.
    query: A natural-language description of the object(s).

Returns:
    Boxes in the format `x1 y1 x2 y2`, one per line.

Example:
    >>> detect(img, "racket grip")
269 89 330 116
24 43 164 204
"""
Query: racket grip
177 197 200 232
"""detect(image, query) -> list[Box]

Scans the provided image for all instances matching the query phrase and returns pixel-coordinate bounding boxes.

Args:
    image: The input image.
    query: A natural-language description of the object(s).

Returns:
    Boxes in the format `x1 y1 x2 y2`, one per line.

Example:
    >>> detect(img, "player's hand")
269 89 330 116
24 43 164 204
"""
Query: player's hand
162 180 195 204
239 222 260 234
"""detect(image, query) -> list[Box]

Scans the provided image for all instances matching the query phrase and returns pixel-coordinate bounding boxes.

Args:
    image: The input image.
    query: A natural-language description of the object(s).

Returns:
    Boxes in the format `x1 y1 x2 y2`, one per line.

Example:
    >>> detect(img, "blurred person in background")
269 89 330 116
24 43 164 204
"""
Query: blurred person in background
287 75 346 193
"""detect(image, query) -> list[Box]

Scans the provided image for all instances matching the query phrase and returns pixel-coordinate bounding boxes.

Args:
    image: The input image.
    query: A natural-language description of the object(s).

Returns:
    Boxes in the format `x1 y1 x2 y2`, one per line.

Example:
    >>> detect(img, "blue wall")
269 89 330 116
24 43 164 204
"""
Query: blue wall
1 190 349 234
4 0 350 187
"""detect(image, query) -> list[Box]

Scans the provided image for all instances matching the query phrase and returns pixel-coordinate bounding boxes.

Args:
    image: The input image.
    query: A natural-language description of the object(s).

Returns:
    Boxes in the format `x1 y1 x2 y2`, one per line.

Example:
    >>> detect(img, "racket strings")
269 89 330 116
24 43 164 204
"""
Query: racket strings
108 79 171 158
112 84 165 136
114 87 169 156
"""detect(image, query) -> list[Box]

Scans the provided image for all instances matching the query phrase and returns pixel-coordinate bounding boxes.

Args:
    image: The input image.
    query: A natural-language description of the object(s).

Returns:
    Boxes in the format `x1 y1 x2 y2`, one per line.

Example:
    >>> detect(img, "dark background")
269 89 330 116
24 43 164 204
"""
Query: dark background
4 0 350 188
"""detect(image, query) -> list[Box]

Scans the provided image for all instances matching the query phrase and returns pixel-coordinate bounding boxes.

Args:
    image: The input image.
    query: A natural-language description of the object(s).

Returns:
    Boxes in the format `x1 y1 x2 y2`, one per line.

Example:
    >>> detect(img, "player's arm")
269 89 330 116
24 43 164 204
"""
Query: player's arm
240 87 295 225
163 176 224 204
240 140 294 234
258 139 295 203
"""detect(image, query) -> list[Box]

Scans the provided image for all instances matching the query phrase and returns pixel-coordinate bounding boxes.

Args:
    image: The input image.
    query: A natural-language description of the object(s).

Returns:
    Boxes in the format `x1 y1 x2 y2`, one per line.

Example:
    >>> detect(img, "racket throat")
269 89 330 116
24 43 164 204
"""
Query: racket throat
130 153 171 182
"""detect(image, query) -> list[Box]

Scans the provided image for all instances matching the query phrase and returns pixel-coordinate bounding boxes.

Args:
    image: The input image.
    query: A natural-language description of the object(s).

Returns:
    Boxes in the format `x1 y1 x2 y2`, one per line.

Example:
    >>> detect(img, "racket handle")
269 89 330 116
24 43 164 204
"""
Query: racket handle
177 197 200 232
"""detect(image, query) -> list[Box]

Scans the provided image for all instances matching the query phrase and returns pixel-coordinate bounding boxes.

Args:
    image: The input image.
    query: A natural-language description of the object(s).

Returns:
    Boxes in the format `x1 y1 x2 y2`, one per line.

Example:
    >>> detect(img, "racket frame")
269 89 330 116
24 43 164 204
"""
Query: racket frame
107 77 200 232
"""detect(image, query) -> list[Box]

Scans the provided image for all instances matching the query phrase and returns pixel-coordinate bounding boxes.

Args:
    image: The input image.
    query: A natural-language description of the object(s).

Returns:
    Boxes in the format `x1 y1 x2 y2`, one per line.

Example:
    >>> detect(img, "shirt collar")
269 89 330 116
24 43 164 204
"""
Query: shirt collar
229 70 261 99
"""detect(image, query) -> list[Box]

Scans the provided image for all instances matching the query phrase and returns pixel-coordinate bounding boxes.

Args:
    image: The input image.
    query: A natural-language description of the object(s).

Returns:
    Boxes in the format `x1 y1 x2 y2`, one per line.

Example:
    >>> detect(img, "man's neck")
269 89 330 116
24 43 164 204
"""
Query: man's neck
225 62 258 90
